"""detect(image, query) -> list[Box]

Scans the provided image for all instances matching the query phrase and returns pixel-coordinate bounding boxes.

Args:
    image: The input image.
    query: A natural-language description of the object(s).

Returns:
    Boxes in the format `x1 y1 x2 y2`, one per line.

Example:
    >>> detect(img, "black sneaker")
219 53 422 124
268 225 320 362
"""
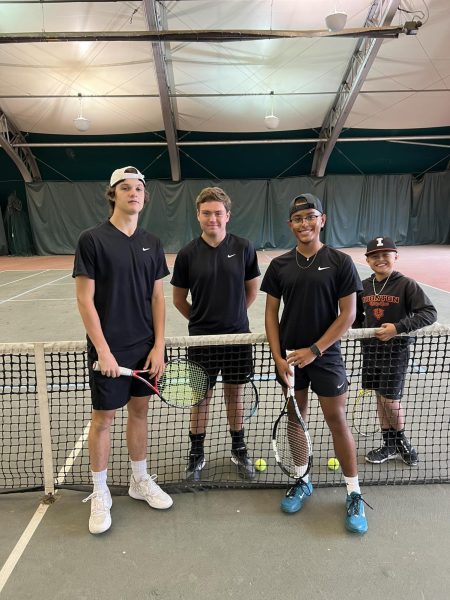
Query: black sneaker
365 444 397 464
185 453 205 481
231 448 256 480
396 438 418 466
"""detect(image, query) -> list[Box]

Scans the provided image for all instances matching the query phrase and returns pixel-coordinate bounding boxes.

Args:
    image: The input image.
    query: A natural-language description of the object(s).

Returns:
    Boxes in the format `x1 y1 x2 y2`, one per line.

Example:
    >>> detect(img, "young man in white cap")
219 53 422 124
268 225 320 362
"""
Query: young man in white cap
355 236 437 466
73 166 173 535
261 193 369 534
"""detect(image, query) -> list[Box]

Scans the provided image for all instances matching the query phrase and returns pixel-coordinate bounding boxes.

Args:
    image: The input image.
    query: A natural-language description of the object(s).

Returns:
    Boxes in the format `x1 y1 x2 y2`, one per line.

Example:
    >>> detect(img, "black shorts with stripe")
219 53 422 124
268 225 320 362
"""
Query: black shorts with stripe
276 349 349 398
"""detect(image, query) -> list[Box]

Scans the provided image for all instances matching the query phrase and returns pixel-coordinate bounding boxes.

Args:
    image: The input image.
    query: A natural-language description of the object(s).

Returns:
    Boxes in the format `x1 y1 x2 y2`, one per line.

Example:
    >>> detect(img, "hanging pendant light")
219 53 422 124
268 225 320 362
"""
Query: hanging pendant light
264 91 280 130
73 93 90 132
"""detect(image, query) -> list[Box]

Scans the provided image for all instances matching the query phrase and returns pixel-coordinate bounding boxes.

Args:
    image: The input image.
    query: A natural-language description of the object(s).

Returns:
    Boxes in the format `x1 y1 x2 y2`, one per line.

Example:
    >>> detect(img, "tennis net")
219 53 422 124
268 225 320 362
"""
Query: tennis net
1 324 449 496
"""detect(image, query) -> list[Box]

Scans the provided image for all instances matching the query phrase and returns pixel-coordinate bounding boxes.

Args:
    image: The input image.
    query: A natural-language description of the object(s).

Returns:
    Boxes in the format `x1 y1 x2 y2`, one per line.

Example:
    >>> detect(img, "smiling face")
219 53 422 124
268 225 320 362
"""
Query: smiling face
288 207 326 247
366 250 398 280
197 200 230 242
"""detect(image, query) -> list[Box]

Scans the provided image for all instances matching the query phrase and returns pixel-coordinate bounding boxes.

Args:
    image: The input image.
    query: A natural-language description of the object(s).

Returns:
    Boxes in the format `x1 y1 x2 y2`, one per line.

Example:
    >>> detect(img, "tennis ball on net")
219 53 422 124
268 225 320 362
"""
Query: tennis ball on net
327 457 340 471
255 459 267 472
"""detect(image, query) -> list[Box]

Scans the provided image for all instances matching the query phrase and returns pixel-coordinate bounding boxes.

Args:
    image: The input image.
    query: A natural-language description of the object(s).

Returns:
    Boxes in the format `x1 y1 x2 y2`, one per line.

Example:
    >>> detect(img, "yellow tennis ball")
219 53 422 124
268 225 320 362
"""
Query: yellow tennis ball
328 457 340 471
255 459 267 472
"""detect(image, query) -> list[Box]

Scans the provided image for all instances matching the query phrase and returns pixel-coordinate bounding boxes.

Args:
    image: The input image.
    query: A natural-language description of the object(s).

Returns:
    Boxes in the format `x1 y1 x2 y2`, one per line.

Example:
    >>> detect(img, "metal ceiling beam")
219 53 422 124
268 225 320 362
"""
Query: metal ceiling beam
0 25 412 44
311 0 401 177
12 135 450 148
143 0 180 182
0 112 41 182
1 89 448 99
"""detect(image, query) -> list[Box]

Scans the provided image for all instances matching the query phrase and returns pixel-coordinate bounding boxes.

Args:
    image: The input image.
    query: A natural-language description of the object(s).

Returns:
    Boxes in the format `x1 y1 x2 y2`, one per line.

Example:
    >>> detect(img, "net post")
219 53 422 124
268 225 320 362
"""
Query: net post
34 343 56 500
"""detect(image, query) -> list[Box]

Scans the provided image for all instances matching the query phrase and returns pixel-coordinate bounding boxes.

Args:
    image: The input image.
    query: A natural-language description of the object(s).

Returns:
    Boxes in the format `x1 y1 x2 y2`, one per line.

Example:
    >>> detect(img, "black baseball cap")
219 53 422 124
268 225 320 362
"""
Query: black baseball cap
289 193 323 218
365 237 397 256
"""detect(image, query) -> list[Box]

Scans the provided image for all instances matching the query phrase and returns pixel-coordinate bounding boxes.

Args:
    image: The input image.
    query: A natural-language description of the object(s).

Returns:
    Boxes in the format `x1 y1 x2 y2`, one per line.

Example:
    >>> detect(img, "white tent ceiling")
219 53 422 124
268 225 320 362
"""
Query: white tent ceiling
0 0 449 182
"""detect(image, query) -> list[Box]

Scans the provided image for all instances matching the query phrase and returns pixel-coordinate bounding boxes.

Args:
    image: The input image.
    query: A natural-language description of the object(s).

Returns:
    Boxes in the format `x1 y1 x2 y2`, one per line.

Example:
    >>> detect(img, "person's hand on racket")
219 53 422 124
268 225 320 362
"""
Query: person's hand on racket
95 348 122 378
273 355 294 389
286 348 317 370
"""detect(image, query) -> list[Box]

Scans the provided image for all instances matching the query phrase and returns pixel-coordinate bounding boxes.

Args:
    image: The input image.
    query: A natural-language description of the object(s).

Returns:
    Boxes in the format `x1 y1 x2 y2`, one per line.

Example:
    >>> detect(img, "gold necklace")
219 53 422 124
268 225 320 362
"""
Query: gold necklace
372 272 392 296
295 248 319 270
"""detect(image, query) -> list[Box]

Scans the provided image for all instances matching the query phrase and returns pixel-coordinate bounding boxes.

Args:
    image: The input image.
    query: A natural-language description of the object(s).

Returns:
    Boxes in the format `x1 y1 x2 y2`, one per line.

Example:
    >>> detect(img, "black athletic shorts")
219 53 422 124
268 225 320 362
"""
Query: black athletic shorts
88 342 159 410
361 338 409 400
276 349 348 398
187 344 253 388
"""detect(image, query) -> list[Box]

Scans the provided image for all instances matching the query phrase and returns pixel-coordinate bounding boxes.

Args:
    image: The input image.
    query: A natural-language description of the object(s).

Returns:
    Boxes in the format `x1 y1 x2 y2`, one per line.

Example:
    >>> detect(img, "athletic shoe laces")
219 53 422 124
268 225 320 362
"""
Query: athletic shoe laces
287 478 312 498
347 493 373 516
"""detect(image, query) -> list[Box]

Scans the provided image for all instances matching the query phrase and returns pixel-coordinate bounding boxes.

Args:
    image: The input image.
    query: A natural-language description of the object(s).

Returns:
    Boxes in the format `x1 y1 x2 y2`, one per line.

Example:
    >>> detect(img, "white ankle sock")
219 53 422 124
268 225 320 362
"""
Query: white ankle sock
294 465 309 483
131 459 147 482
344 475 361 496
92 469 108 493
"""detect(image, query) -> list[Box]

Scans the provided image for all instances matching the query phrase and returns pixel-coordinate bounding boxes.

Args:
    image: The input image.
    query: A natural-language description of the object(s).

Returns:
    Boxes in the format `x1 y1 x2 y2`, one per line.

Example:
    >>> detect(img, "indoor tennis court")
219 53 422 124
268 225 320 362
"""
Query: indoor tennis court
1 1 450 599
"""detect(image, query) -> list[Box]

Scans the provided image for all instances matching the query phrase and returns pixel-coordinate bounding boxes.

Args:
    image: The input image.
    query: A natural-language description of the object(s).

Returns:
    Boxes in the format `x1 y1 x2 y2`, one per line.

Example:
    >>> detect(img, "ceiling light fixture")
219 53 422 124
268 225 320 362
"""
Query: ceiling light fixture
325 9 347 32
73 93 90 132
264 91 280 130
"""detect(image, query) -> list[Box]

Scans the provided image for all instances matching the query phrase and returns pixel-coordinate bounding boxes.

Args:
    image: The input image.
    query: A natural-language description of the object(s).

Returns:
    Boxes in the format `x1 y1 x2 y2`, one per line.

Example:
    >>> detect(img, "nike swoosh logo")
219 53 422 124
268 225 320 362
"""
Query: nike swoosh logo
142 247 150 251
337 382 345 389
318 266 330 271
227 254 236 258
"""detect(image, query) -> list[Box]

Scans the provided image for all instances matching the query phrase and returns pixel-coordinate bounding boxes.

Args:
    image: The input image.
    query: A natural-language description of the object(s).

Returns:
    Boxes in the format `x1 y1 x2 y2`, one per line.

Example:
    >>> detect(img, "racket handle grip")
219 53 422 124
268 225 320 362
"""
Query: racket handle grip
92 361 133 376
285 349 295 389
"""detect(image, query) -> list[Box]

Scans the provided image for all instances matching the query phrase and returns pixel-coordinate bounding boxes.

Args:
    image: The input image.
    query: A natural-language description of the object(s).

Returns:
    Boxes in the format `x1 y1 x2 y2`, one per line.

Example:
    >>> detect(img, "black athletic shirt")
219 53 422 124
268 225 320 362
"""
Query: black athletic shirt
261 245 362 351
72 221 169 351
170 233 260 335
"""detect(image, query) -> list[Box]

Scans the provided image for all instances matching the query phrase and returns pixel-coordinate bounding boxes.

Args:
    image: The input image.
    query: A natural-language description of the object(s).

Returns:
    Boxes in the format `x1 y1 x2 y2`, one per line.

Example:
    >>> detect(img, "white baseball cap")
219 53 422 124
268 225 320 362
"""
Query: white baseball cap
110 166 145 187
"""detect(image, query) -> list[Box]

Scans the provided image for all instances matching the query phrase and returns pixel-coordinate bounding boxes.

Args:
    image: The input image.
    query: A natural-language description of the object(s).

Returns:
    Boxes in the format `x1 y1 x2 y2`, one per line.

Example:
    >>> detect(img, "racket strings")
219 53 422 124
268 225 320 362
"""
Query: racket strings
276 413 311 478
159 361 209 407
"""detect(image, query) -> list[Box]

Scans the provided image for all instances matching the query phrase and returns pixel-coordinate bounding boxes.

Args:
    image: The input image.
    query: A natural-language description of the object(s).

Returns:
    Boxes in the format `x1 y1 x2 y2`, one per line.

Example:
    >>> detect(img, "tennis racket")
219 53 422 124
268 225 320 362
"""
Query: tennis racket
219 379 259 422
92 358 209 409
272 367 313 480
351 388 381 436
243 380 259 421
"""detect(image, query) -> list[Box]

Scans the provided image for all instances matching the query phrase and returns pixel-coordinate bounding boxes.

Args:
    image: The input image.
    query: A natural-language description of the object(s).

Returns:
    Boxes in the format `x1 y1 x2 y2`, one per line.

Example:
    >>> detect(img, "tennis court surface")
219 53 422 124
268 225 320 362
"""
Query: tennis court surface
1 247 449 600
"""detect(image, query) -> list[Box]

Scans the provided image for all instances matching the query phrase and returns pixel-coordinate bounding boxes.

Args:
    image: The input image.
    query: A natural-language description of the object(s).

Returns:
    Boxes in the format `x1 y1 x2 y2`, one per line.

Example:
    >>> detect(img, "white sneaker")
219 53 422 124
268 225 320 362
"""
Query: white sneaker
128 474 173 510
83 488 112 534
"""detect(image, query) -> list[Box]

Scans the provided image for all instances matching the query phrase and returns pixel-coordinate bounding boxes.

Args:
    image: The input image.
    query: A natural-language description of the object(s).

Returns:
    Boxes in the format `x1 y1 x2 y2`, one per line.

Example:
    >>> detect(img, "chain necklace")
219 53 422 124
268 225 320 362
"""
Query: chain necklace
372 272 392 296
295 246 321 270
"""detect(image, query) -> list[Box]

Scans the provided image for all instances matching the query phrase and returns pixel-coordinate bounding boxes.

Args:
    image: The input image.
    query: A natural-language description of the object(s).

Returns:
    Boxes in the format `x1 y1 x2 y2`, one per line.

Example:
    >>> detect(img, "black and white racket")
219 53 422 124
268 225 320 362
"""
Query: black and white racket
93 358 209 409
351 388 381 437
272 365 313 480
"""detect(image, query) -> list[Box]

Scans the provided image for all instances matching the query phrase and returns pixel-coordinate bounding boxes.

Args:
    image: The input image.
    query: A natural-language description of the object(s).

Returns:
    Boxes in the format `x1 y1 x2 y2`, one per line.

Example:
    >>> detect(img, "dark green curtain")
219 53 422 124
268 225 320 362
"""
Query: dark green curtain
26 171 450 255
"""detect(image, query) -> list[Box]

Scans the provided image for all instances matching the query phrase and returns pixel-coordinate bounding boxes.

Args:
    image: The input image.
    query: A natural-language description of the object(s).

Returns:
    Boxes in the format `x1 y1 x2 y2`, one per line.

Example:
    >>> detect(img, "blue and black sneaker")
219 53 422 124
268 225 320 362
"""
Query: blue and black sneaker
280 479 313 514
345 492 370 534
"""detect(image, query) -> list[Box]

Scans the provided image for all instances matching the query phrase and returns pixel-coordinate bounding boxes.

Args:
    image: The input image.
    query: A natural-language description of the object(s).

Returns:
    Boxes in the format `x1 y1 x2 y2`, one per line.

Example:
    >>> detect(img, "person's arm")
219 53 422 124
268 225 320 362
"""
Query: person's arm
287 293 357 369
265 293 292 387
172 285 191 320
377 280 438 341
145 278 166 379
244 277 259 308
75 275 120 376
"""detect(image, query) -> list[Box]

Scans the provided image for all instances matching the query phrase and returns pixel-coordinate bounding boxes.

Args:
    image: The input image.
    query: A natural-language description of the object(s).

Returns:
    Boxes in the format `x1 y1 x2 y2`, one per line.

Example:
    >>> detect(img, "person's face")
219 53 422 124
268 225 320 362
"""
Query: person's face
112 179 146 215
288 208 325 244
366 250 397 278
197 200 230 237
